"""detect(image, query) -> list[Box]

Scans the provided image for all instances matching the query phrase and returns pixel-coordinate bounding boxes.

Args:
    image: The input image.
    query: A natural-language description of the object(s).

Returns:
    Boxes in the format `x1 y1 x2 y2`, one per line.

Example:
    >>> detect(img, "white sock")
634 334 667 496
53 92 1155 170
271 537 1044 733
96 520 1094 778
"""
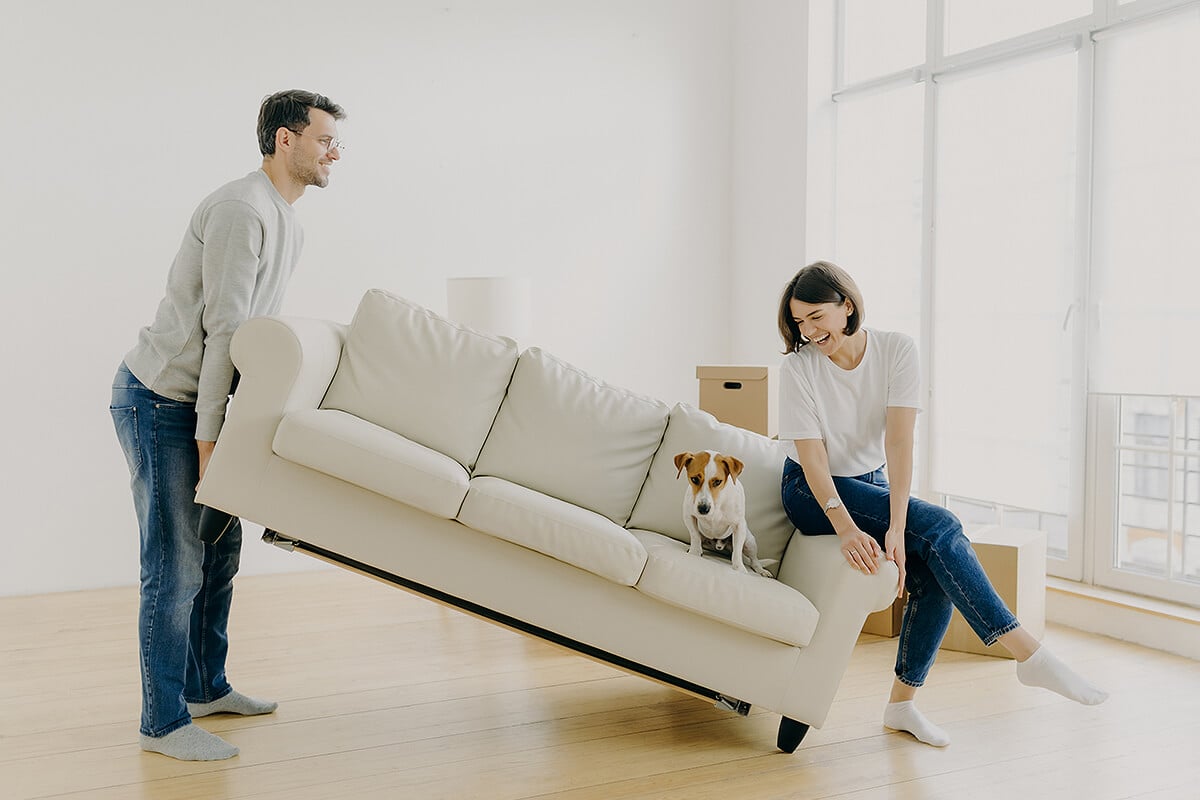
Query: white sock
188 689 278 718
140 724 238 761
1016 646 1108 706
883 700 950 747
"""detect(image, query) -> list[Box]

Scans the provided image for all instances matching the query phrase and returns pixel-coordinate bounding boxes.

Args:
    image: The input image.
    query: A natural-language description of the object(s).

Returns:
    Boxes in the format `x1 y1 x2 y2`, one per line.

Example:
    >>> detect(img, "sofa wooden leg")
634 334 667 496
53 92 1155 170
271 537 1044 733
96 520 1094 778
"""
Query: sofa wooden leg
776 716 810 753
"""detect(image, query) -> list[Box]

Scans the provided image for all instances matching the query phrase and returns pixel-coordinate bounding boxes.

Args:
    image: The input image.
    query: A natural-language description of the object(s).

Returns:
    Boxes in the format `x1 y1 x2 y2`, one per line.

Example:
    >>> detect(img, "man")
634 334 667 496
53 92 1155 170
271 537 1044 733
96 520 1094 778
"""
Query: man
110 90 345 761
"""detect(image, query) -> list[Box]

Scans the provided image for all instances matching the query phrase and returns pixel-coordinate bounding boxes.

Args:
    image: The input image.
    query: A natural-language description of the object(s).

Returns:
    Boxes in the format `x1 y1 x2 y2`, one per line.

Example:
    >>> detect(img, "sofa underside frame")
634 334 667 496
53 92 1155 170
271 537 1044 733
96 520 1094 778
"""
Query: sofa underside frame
262 529 753 717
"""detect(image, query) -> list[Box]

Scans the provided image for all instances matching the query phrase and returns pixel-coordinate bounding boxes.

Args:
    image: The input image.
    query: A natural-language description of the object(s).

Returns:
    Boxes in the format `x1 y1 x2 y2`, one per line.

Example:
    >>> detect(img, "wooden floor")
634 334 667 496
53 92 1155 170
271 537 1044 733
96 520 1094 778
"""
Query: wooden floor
2 570 1198 800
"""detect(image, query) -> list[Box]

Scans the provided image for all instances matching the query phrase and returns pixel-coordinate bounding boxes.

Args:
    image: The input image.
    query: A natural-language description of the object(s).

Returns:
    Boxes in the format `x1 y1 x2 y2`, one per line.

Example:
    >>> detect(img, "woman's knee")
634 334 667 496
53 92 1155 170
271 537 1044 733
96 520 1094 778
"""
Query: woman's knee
910 500 962 538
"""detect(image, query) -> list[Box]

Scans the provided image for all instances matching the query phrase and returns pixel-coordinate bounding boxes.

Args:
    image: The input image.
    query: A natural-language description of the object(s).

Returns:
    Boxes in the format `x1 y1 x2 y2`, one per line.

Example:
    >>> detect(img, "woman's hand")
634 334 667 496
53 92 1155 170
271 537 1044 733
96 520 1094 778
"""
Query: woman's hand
884 525 907 597
837 526 882 574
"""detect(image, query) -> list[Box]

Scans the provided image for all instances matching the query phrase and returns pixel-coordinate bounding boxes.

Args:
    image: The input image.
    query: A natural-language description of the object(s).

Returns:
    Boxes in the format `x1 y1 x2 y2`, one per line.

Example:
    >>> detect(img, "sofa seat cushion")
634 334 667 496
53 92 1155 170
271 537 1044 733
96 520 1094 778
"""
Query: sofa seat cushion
629 529 819 647
472 347 669 527
627 402 796 565
273 408 469 519
319 289 519 471
458 476 648 586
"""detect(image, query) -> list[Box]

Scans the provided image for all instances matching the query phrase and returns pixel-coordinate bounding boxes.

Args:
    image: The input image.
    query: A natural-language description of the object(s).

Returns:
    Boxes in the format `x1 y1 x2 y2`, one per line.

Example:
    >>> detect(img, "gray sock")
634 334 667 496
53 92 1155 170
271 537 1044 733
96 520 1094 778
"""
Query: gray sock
188 689 278 718
140 724 238 761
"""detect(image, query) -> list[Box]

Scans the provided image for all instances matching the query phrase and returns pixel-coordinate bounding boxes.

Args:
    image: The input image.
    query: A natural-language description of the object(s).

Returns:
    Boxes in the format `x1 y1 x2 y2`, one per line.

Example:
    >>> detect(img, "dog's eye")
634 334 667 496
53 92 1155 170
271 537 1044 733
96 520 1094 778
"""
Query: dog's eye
711 478 722 487
691 476 701 485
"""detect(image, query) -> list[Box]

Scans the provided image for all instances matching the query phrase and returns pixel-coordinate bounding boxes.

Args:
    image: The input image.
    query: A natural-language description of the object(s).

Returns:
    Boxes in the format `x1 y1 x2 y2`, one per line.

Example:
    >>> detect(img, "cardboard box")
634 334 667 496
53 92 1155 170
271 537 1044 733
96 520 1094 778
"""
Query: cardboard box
863 595 906 637
696 365 777 438
940 525 1047 659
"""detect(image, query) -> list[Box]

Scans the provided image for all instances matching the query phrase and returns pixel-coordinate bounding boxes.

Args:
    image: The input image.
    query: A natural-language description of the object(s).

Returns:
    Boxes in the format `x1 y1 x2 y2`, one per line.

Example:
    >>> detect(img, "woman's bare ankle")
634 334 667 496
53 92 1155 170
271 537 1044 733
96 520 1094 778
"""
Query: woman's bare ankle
996 625 1039 662
889 678 917 704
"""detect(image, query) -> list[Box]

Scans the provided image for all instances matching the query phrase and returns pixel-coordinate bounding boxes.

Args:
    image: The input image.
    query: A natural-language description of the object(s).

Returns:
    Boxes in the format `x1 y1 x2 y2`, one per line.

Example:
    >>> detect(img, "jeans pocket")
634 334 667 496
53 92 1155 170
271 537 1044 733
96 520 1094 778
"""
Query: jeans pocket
110 406 143 474
151 401 199 457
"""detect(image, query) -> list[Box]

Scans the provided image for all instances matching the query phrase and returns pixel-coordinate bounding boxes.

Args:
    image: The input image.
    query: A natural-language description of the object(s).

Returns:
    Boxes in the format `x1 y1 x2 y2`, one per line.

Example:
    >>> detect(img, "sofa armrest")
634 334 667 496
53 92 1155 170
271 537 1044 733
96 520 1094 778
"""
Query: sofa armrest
776 532 899 617
196 316 347 511
231 316 347 411
774 532 900 726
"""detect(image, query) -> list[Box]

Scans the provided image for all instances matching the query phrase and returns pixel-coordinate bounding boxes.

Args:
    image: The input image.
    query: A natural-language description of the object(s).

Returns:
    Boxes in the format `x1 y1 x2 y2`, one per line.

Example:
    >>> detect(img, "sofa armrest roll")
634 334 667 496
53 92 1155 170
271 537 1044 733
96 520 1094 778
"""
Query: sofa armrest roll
776 532 900 617
196 316 347 511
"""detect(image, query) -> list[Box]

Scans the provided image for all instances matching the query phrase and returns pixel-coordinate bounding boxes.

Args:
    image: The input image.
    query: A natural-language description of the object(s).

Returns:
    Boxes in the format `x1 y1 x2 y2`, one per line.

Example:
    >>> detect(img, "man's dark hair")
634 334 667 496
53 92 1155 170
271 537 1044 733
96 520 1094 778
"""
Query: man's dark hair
257 89 346 156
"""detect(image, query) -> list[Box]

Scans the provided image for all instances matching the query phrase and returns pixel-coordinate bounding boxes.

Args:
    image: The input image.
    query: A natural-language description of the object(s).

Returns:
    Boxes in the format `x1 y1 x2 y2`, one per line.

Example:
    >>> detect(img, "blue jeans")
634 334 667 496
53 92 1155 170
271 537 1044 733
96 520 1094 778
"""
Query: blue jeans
781 458 1019 687
110 363 241 737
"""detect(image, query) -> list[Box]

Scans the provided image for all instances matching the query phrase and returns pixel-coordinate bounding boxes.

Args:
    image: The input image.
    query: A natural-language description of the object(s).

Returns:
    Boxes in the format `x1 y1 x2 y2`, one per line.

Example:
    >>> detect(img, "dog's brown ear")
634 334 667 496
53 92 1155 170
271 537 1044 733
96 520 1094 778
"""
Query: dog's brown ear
719 455 745 482
673 452 693 478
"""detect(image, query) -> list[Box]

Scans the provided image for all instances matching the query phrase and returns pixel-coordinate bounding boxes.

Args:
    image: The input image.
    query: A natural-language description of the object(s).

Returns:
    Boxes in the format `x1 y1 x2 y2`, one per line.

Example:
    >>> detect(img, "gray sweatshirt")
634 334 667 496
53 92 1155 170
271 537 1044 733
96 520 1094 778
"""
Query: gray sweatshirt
124 169 303 440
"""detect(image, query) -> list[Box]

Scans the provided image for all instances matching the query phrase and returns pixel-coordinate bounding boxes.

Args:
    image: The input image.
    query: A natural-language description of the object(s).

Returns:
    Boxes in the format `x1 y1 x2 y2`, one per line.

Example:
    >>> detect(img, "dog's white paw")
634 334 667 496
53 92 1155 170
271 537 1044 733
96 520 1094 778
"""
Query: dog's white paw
687 546 703 557
754 565 774 578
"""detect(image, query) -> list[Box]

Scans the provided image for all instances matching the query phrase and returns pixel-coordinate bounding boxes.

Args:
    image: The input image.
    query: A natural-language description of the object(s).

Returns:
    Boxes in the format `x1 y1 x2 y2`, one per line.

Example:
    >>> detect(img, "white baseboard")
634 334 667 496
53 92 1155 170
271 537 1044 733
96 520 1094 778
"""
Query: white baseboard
1046 577 1200 661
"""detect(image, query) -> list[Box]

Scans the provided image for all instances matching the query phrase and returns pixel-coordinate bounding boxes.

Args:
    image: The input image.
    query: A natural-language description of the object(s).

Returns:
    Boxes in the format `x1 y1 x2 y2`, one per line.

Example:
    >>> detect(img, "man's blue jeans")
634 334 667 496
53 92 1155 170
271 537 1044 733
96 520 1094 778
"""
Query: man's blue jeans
110 363 241 737
781 458 1019 687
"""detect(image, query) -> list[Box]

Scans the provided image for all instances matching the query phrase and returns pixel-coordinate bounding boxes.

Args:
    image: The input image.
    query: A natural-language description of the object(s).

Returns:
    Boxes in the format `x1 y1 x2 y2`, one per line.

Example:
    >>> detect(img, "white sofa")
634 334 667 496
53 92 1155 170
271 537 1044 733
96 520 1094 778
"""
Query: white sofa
196 288 898 751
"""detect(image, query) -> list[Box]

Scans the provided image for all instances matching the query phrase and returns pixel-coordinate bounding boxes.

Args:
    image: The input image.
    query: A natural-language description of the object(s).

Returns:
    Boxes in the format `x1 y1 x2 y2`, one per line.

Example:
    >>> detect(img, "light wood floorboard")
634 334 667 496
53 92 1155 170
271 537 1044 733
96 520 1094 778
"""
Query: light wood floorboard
2 569 1197 799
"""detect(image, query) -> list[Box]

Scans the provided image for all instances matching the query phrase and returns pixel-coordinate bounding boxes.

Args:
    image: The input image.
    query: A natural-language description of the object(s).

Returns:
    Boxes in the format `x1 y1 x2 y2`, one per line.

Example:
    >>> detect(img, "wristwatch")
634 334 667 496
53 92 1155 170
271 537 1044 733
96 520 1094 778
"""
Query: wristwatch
823 496 843 513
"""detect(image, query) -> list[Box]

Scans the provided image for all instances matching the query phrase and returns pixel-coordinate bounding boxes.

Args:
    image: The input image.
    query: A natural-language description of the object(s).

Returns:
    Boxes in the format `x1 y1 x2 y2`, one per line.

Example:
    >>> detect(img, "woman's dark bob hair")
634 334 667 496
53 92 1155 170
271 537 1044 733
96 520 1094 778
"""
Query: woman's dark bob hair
777 260 865 353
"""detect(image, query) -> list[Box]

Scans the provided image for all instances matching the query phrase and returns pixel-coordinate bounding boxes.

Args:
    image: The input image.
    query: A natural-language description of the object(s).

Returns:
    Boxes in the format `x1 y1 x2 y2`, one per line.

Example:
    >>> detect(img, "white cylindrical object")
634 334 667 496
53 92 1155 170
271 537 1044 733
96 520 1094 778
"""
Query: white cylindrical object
446 276 531 341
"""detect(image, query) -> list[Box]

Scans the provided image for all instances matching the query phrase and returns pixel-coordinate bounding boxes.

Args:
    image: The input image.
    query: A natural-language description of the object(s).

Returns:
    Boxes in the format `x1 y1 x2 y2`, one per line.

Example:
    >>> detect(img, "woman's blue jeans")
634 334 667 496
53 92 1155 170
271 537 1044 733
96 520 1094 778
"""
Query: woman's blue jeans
110 363 240 737
781 458 1019 687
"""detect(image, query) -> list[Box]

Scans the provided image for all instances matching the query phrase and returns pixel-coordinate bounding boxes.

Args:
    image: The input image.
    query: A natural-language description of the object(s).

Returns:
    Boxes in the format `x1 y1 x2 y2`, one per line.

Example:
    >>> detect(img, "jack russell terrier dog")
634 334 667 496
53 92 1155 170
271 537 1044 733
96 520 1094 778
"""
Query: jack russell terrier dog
674 450 774 577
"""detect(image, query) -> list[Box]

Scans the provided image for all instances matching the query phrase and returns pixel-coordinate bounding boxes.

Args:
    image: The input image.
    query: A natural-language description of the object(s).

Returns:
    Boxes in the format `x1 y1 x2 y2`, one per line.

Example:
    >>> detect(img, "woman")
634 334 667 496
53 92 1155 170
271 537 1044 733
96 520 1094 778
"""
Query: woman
777 261 1106 747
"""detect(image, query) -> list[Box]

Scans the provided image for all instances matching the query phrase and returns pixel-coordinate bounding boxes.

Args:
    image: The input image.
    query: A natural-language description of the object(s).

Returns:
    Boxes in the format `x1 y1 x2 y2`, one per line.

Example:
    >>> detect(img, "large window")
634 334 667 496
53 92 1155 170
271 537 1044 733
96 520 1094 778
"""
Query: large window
932 48 1078 524
808 0 1200 606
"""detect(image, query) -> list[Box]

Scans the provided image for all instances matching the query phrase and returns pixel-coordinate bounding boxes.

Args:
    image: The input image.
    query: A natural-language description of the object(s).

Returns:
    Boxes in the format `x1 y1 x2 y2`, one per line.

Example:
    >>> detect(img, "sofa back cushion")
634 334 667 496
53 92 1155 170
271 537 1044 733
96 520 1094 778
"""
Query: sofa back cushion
320 289 519 471
626 402 795 565
472 347 669 526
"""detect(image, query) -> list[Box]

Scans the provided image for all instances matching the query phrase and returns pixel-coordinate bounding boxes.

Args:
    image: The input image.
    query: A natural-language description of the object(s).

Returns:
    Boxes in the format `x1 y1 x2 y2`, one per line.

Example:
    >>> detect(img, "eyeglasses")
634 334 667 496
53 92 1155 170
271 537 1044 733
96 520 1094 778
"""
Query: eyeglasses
287 128 345 152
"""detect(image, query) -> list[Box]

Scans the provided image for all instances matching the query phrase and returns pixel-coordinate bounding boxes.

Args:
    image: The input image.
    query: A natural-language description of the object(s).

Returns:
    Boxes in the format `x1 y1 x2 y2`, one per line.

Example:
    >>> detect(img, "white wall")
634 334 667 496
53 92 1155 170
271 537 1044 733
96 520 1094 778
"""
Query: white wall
730 0 808 366
0 0 807 596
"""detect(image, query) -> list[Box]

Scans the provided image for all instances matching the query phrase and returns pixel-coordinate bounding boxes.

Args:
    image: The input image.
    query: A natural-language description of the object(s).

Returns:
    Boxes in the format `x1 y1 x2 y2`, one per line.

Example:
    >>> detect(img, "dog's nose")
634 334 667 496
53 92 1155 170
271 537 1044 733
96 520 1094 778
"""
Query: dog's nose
697 501 711 515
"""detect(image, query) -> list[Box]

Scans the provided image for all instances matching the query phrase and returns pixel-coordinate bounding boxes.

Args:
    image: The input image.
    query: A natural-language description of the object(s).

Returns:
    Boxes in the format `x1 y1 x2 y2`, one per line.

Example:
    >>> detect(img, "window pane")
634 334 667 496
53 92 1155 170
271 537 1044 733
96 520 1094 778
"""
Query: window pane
946 496 999 526
1116 439 1170 576
833 84 924 342
843 0 926 84
1118 489 1168 576
1113 399 1200 581
1186 399 1200 453
944 0 1092 54
1041 512 1069 558
1185 455 1200 583
1002 508 1040 529
1090 10 1200 396
1120 395 1171 450
931 50 1079 517
1122 446 1167 502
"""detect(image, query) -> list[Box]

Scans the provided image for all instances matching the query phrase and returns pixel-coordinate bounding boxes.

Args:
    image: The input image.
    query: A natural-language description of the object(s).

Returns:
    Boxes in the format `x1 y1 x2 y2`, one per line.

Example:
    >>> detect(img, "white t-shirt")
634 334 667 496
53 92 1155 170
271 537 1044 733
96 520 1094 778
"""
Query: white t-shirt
778 328 921 477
